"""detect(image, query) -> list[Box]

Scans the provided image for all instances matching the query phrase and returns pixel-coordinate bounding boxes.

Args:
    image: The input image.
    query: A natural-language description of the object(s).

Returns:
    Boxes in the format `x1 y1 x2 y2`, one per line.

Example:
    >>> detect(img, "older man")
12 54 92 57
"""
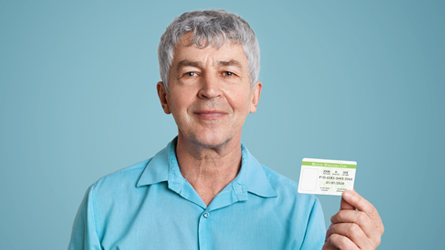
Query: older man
68 10 383 250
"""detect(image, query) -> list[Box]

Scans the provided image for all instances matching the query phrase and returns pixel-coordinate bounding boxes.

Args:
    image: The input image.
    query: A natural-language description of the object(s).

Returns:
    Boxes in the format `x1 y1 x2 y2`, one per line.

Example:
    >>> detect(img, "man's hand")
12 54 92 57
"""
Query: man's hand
322 190 384 250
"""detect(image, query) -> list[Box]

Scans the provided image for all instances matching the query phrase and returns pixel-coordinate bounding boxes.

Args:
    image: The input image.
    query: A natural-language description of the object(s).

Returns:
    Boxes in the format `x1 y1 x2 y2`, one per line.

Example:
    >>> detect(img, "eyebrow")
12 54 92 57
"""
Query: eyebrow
175 59 243 72
176 60 201 72
217 60 243 68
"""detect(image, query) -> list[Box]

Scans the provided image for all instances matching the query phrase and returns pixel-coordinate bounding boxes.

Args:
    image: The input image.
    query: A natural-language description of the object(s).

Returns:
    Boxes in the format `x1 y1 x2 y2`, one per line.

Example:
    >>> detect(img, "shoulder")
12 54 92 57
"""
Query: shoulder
90 158 152 194
261 164 299 190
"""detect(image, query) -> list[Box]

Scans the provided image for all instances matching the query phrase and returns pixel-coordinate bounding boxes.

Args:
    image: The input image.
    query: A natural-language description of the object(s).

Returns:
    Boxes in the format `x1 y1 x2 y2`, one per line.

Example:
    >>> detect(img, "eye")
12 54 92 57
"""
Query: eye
185 72 197 77
223 71 234 76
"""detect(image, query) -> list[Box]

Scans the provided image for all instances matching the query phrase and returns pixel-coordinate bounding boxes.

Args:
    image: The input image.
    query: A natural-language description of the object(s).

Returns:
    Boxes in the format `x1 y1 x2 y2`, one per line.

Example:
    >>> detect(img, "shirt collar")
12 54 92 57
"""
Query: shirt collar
238 144 277 198
136 138 277 198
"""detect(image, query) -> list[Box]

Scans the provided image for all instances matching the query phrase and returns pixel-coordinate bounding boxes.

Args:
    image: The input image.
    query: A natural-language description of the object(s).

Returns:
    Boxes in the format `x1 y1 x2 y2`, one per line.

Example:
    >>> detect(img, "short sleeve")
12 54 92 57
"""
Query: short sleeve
68 184 102 250
300 197 326 250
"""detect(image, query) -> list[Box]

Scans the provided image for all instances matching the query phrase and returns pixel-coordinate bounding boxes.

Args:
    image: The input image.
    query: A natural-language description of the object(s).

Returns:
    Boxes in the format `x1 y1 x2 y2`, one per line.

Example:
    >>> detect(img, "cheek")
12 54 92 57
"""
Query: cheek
168 90 195 115
231 92 253 115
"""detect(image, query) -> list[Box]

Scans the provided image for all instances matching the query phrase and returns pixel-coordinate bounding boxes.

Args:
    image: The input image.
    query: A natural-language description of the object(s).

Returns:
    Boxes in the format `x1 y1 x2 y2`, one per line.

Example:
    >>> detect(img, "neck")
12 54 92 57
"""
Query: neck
175 134 242 206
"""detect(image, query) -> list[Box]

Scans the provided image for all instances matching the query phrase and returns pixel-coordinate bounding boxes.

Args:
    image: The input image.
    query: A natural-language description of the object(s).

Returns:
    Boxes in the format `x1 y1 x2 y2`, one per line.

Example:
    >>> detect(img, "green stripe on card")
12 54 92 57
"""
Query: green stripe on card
302 161 357 169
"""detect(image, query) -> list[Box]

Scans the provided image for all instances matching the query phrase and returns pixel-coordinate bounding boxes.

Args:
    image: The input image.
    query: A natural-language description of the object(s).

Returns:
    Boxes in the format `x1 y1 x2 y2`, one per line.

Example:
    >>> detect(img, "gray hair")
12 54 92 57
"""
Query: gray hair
158 9 260 91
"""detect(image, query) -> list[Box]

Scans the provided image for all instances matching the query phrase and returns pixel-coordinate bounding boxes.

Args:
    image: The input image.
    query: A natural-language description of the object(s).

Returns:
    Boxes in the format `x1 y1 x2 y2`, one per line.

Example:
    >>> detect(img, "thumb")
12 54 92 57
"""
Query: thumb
340 190 356 210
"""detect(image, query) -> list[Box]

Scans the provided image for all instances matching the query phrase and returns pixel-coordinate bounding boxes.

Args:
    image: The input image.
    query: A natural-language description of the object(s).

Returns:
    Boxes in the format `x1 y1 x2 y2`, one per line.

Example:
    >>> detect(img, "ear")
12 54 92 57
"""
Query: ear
157 81 171 114
249 81 262 113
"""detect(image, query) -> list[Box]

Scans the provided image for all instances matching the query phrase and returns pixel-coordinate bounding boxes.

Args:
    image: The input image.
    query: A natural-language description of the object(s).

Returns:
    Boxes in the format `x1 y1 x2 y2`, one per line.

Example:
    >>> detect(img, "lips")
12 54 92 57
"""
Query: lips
193 110 227 120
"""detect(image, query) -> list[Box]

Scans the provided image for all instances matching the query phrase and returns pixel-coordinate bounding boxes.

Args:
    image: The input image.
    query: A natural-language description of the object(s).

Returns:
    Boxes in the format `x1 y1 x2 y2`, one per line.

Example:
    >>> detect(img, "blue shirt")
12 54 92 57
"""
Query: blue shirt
68 138 326 250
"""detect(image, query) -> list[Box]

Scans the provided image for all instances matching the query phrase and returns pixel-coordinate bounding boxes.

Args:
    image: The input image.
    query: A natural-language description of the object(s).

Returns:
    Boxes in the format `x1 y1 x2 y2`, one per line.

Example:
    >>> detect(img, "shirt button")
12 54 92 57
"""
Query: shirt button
203 212 209 218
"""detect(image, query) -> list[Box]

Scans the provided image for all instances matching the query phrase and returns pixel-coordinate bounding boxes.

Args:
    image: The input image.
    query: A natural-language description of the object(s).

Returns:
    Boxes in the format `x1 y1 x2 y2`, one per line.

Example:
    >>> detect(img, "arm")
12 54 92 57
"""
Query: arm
68 185 102 250
322 190 384 250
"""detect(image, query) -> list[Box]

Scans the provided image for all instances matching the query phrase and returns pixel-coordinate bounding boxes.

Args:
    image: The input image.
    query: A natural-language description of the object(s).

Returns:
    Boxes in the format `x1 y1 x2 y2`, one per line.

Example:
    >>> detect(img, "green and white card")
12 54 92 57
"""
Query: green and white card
298 158 357 196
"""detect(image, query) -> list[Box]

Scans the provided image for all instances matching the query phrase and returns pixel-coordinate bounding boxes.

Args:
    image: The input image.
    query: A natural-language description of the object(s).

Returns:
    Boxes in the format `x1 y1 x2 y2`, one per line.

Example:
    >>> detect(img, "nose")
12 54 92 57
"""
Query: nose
198 72 222 99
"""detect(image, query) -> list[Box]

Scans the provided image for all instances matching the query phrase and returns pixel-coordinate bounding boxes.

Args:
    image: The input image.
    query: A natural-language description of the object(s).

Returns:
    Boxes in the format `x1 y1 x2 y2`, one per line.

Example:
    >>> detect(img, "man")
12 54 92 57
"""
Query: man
69 9 383 250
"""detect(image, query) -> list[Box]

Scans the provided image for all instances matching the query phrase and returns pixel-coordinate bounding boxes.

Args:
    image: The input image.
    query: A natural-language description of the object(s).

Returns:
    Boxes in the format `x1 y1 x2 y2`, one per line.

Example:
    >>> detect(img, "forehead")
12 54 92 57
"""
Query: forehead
171 32 248 66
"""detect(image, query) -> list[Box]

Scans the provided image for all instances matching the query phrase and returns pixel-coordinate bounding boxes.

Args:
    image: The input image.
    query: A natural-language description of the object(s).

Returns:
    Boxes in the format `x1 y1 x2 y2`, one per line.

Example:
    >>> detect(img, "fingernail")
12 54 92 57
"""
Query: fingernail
344 190 352 198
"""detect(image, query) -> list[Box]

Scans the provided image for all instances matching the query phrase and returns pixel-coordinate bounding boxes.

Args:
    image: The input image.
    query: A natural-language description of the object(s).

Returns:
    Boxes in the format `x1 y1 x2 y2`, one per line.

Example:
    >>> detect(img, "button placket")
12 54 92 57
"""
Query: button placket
198 210 212 249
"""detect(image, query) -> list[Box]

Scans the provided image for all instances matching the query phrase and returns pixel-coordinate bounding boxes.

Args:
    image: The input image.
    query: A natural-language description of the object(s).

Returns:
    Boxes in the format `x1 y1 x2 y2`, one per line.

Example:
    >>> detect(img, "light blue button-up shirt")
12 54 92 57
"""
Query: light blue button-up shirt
68 138 326 249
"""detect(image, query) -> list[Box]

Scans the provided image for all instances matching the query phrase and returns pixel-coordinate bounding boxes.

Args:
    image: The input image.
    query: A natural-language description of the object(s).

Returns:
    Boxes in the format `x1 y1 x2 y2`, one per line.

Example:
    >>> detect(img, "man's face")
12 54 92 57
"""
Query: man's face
157 32 262 149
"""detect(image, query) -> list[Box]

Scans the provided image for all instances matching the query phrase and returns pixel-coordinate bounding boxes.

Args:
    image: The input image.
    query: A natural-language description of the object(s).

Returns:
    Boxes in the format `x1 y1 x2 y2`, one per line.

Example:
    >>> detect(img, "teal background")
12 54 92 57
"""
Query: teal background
1 0 443 249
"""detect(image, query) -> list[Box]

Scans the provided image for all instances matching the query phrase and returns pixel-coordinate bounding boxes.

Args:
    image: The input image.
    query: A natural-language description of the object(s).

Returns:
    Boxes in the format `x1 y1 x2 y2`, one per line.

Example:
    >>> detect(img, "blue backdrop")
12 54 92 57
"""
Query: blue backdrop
1 1 443 249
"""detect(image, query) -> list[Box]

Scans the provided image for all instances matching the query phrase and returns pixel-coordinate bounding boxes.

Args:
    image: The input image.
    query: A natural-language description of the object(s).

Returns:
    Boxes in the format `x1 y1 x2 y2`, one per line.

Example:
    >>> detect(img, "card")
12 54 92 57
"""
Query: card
298 158 357 196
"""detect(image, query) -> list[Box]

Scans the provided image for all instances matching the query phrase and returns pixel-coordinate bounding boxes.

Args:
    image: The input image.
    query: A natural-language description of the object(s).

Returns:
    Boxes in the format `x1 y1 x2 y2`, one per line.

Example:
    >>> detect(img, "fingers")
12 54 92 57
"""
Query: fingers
328 190 384 249
330 210 380 241
327 222 378 250
321 242 338 250
327 233 360 250
342 190 384 234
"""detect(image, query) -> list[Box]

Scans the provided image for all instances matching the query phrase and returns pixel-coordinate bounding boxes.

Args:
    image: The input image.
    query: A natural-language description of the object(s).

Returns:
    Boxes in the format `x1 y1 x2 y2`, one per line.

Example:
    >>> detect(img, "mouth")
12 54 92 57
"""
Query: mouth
193 110 228 120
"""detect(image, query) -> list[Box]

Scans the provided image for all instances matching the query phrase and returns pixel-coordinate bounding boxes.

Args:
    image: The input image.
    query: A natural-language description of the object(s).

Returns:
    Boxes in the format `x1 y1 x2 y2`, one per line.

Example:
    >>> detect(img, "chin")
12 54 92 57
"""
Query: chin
189 134 234 149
